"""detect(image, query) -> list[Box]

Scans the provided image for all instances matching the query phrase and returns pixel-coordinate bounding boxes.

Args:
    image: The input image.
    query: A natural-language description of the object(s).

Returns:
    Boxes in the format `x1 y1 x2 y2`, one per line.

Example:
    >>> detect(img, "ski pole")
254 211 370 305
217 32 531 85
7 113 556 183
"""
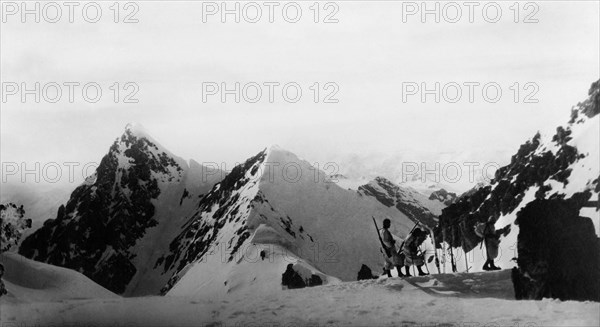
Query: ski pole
429 230 441 274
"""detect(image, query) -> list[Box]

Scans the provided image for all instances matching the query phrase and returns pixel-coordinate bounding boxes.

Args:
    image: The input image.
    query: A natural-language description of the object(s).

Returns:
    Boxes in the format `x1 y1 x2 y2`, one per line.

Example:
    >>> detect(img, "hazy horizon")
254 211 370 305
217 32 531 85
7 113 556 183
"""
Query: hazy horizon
2 1 599 189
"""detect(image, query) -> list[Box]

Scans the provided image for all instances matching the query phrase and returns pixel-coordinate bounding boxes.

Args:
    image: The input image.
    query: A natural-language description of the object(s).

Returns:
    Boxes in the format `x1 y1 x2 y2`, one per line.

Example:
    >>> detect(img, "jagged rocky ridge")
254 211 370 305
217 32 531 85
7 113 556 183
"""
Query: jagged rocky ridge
358 177 445 229
429 189 458 206
436 80 600 301
436 80 599 251
157 150 269 294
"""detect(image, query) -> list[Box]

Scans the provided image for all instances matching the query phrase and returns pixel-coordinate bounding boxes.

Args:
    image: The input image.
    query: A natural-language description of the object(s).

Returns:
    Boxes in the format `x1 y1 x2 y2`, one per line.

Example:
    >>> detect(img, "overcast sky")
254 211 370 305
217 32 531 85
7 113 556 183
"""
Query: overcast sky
1 1 599 188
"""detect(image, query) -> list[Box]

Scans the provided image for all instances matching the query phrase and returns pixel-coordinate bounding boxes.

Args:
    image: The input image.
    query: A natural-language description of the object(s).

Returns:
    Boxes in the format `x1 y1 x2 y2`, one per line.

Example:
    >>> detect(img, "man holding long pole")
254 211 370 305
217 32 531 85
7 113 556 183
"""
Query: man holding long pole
373 218 404 278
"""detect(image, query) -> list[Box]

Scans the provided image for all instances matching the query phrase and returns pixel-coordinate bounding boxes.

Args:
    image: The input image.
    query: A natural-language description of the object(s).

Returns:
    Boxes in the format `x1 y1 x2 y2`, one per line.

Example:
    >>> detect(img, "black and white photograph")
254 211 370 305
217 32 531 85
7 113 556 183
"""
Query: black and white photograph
1 1 599 326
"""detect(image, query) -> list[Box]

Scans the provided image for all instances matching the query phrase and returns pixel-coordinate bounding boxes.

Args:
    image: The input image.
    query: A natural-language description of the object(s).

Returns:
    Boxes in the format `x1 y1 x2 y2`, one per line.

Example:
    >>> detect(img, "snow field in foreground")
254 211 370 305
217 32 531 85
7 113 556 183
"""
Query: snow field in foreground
2 269 598 327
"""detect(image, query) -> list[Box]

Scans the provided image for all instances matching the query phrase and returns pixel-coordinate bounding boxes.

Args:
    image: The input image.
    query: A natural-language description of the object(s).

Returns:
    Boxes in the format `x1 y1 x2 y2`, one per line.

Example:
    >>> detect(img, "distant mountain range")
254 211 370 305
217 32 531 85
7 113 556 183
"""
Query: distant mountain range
18 126 449 296
13 80 600 302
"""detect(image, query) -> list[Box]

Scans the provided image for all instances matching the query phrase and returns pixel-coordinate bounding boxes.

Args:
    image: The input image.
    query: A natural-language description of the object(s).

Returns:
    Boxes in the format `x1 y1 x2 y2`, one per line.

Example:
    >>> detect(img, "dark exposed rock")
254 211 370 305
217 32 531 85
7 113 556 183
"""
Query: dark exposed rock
282 263 307 289
158 150 268 294
1 203 31 253
429 189 458 206
0 263 5 297
1 203 31 297
19 128 181 294
281 264 324 289
435 80 600 280
357 264 377 281
359 177 438 228
180 188 190 205
436 120 588 252
307 274 323 287
513 197 600 301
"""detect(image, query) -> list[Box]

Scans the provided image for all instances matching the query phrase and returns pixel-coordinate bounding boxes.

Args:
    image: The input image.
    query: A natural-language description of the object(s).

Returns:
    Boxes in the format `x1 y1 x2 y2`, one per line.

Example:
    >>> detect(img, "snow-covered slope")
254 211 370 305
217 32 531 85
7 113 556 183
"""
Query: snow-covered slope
0 252 117 302
18 123 223 295
327 174 371 191
157 146 420 298
2 270 598 326
436 80 600 283
398 176 462 198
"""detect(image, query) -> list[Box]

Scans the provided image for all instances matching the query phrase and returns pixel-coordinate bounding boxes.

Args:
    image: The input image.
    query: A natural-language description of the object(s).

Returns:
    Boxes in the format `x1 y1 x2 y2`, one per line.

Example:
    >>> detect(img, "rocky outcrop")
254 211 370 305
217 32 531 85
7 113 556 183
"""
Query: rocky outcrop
513 197 600 301
359 177 441 229
429 189 457 206
357 264 378 281
282 264 324 289
434 80 600 300
435 80 599 253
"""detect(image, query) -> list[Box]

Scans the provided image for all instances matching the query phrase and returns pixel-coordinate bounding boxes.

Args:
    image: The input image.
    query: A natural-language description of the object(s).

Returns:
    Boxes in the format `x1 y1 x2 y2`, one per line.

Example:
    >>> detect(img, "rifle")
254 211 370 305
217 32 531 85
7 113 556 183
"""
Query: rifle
399 221 422 252
372 216 392 257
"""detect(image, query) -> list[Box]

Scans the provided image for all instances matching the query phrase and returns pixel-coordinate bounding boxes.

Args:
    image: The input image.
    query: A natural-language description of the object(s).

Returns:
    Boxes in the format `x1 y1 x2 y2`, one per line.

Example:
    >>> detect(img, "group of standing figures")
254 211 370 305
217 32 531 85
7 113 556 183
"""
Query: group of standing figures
379 218 429 277
377 218 501 277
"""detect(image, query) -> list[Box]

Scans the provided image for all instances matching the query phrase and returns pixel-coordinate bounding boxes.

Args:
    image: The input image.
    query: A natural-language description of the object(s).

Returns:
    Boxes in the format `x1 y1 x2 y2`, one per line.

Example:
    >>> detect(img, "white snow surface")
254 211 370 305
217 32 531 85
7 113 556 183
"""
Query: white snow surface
2 269 598 326
398 179 461 197
257 147 417 281
169 240 340 301
0 253 118 302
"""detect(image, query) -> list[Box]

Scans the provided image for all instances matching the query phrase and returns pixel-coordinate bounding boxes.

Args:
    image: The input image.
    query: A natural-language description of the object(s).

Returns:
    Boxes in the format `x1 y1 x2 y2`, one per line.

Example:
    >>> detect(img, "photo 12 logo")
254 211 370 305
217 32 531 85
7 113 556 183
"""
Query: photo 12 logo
1 82 140 104
401 1 540 23
202 82 339 104
1 1 140 23
2 161 100 184
401 161 500 184
401 81 539 104
200 1 340 23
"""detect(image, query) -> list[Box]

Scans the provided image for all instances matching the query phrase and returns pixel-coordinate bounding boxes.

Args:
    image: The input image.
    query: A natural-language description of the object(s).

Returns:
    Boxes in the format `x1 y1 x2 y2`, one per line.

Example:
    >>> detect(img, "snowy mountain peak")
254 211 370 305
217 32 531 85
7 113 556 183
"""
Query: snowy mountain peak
19 125 224 295
123 122 156 145
119 122 180 163
265 144 295 160
268 144 283 151
124 122 148 137
156 147 425 298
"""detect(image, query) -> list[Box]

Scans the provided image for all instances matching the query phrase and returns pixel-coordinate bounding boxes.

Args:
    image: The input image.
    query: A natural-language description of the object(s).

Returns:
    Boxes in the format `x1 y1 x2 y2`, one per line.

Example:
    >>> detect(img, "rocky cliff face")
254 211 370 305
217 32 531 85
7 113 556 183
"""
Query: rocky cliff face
512 197 600 301
436 80 599 252
428 189 457 206
436 80 600 300
358 176 445 229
